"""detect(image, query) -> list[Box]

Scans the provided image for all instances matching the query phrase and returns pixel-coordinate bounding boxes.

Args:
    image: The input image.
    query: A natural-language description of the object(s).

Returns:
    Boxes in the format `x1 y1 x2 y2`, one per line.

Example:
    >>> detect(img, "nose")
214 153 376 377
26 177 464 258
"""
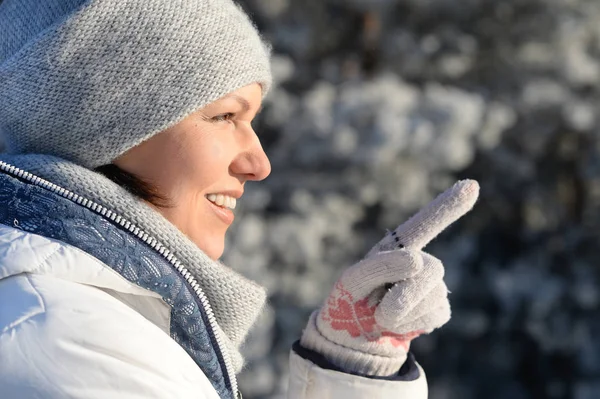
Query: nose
230 128 271 182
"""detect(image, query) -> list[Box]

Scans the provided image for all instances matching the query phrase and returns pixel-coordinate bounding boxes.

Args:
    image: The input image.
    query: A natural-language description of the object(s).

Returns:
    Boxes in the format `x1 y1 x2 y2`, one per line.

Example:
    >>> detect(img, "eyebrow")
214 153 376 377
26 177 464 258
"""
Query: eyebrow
223 94 263 115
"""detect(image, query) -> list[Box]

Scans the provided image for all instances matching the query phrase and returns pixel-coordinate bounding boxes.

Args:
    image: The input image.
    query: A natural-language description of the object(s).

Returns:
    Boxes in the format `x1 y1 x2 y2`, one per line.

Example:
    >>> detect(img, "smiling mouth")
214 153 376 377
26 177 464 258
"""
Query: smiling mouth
205 194 237 210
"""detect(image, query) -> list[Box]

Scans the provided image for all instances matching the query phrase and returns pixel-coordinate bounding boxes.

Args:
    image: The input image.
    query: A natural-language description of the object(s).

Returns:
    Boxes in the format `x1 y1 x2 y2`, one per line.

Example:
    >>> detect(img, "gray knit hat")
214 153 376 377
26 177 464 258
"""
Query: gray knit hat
0 0 272 168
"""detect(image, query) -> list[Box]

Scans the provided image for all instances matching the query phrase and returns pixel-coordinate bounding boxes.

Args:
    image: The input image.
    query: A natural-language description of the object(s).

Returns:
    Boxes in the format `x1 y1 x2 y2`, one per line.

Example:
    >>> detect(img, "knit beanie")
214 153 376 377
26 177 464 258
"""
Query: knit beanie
0 0 272 168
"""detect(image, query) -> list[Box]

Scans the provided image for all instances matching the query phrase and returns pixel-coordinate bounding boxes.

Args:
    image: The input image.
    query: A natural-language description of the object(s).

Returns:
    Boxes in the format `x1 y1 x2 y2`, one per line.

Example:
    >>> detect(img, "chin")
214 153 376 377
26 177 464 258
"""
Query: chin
194 236 225 261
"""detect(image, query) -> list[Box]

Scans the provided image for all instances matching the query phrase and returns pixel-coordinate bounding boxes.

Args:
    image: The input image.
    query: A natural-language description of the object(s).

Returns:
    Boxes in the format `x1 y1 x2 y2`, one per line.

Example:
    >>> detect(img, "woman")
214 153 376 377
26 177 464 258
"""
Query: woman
0 0 479 398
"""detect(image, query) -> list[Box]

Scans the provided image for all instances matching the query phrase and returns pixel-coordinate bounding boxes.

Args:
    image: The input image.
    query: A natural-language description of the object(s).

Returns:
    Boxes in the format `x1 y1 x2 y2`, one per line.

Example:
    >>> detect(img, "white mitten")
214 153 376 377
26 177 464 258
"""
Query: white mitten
300 180 480 376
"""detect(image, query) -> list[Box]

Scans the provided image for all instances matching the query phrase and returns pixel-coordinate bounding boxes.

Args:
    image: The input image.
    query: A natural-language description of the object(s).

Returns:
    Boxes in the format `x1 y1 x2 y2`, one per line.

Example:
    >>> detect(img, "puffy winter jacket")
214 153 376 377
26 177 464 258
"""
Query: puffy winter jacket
0 162 428 398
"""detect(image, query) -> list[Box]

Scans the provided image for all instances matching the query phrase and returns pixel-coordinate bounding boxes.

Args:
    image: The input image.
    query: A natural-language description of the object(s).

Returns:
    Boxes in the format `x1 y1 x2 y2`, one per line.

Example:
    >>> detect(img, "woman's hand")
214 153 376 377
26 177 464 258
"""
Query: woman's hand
300 180 480 377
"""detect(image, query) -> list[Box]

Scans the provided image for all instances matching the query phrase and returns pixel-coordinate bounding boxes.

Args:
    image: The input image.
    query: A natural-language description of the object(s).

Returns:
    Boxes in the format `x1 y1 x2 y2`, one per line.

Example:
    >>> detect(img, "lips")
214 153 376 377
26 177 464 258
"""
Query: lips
204 191 241 226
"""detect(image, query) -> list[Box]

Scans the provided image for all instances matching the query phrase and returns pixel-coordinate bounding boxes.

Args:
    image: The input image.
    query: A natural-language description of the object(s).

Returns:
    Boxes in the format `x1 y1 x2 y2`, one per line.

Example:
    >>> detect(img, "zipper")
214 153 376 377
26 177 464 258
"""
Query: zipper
0 160 239 397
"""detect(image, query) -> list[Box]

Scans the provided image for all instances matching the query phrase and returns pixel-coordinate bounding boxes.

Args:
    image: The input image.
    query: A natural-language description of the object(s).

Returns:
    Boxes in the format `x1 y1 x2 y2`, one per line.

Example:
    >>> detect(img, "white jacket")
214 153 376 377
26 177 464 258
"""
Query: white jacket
0 223 428 398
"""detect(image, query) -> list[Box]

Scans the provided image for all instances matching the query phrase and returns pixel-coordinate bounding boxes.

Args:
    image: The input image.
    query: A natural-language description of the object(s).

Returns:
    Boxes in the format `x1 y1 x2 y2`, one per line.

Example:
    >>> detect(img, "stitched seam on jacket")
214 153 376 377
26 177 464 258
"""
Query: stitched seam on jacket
2 246 61 332
0 252 56 333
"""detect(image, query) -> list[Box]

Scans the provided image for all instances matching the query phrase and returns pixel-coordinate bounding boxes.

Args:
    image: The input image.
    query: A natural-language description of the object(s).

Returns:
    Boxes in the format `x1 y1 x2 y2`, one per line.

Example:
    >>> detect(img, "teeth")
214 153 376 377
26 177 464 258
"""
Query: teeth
206 193 237 210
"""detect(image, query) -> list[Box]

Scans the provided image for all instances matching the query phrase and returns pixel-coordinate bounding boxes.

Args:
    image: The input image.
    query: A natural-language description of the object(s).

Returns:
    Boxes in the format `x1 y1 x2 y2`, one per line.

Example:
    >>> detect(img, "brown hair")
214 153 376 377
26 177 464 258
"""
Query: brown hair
95 164 171 208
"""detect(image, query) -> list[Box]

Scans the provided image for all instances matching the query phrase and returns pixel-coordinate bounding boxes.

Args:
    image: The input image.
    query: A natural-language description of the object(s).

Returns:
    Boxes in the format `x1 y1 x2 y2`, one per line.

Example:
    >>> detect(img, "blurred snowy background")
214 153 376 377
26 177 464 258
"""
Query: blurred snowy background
2 0 598 398
222 0 600 398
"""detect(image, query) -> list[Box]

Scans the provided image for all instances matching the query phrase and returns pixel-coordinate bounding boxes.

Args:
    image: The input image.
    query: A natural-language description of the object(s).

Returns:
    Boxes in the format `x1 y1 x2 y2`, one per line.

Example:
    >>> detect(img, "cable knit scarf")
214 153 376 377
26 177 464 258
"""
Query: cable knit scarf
0 153 266 372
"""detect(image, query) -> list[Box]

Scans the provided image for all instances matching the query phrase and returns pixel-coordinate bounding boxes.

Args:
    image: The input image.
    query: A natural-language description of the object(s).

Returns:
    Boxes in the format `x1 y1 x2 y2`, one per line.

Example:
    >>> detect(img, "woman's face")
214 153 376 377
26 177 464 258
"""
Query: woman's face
114 83 270 260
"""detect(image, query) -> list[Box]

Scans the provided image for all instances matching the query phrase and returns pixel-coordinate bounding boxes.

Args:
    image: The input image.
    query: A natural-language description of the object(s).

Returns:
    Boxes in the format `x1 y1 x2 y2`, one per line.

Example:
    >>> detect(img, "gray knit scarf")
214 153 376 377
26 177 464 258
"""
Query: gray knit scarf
0 153 266 372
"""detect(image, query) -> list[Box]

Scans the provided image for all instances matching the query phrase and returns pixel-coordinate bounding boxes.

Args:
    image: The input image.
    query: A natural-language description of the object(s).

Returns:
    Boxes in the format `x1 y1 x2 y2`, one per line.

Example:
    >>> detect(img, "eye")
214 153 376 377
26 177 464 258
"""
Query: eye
211 113 235 123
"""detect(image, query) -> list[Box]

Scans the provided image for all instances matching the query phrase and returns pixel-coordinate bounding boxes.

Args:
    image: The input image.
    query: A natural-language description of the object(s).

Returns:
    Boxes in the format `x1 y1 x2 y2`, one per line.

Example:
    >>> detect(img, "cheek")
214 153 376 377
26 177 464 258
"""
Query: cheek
168 138 230 221
168 138 225 194
185 139 230 186
210 141 224 158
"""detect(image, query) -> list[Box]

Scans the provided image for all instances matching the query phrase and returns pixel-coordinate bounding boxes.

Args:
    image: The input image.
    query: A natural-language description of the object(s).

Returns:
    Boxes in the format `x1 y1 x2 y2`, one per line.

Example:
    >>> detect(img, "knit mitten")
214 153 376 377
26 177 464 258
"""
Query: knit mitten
300 180 479 376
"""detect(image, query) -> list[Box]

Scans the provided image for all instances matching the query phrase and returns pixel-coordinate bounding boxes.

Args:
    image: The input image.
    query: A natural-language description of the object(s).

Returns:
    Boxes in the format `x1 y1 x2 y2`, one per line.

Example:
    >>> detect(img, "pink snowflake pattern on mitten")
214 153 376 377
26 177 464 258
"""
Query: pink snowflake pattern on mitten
321 282 423 351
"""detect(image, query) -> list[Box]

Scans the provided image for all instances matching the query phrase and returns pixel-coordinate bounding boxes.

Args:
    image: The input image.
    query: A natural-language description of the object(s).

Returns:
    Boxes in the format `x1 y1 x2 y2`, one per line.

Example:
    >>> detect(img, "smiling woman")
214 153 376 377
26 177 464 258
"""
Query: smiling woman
0 0 474 398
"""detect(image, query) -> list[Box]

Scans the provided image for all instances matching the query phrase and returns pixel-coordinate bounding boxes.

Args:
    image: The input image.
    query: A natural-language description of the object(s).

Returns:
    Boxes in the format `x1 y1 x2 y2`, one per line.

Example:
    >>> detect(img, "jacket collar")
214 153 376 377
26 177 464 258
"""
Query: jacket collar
0 224 161 298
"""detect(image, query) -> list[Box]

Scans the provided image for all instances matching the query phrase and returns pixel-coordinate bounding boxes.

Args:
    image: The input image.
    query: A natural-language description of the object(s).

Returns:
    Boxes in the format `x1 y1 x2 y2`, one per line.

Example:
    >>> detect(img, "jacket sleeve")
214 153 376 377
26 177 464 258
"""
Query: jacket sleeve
287 343 428 399
0 273 220 399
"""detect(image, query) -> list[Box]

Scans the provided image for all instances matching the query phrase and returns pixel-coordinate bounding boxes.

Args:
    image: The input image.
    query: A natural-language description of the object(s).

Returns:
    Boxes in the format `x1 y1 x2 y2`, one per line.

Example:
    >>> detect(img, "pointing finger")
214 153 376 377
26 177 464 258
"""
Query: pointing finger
395 179 479 250
370 179 479 255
